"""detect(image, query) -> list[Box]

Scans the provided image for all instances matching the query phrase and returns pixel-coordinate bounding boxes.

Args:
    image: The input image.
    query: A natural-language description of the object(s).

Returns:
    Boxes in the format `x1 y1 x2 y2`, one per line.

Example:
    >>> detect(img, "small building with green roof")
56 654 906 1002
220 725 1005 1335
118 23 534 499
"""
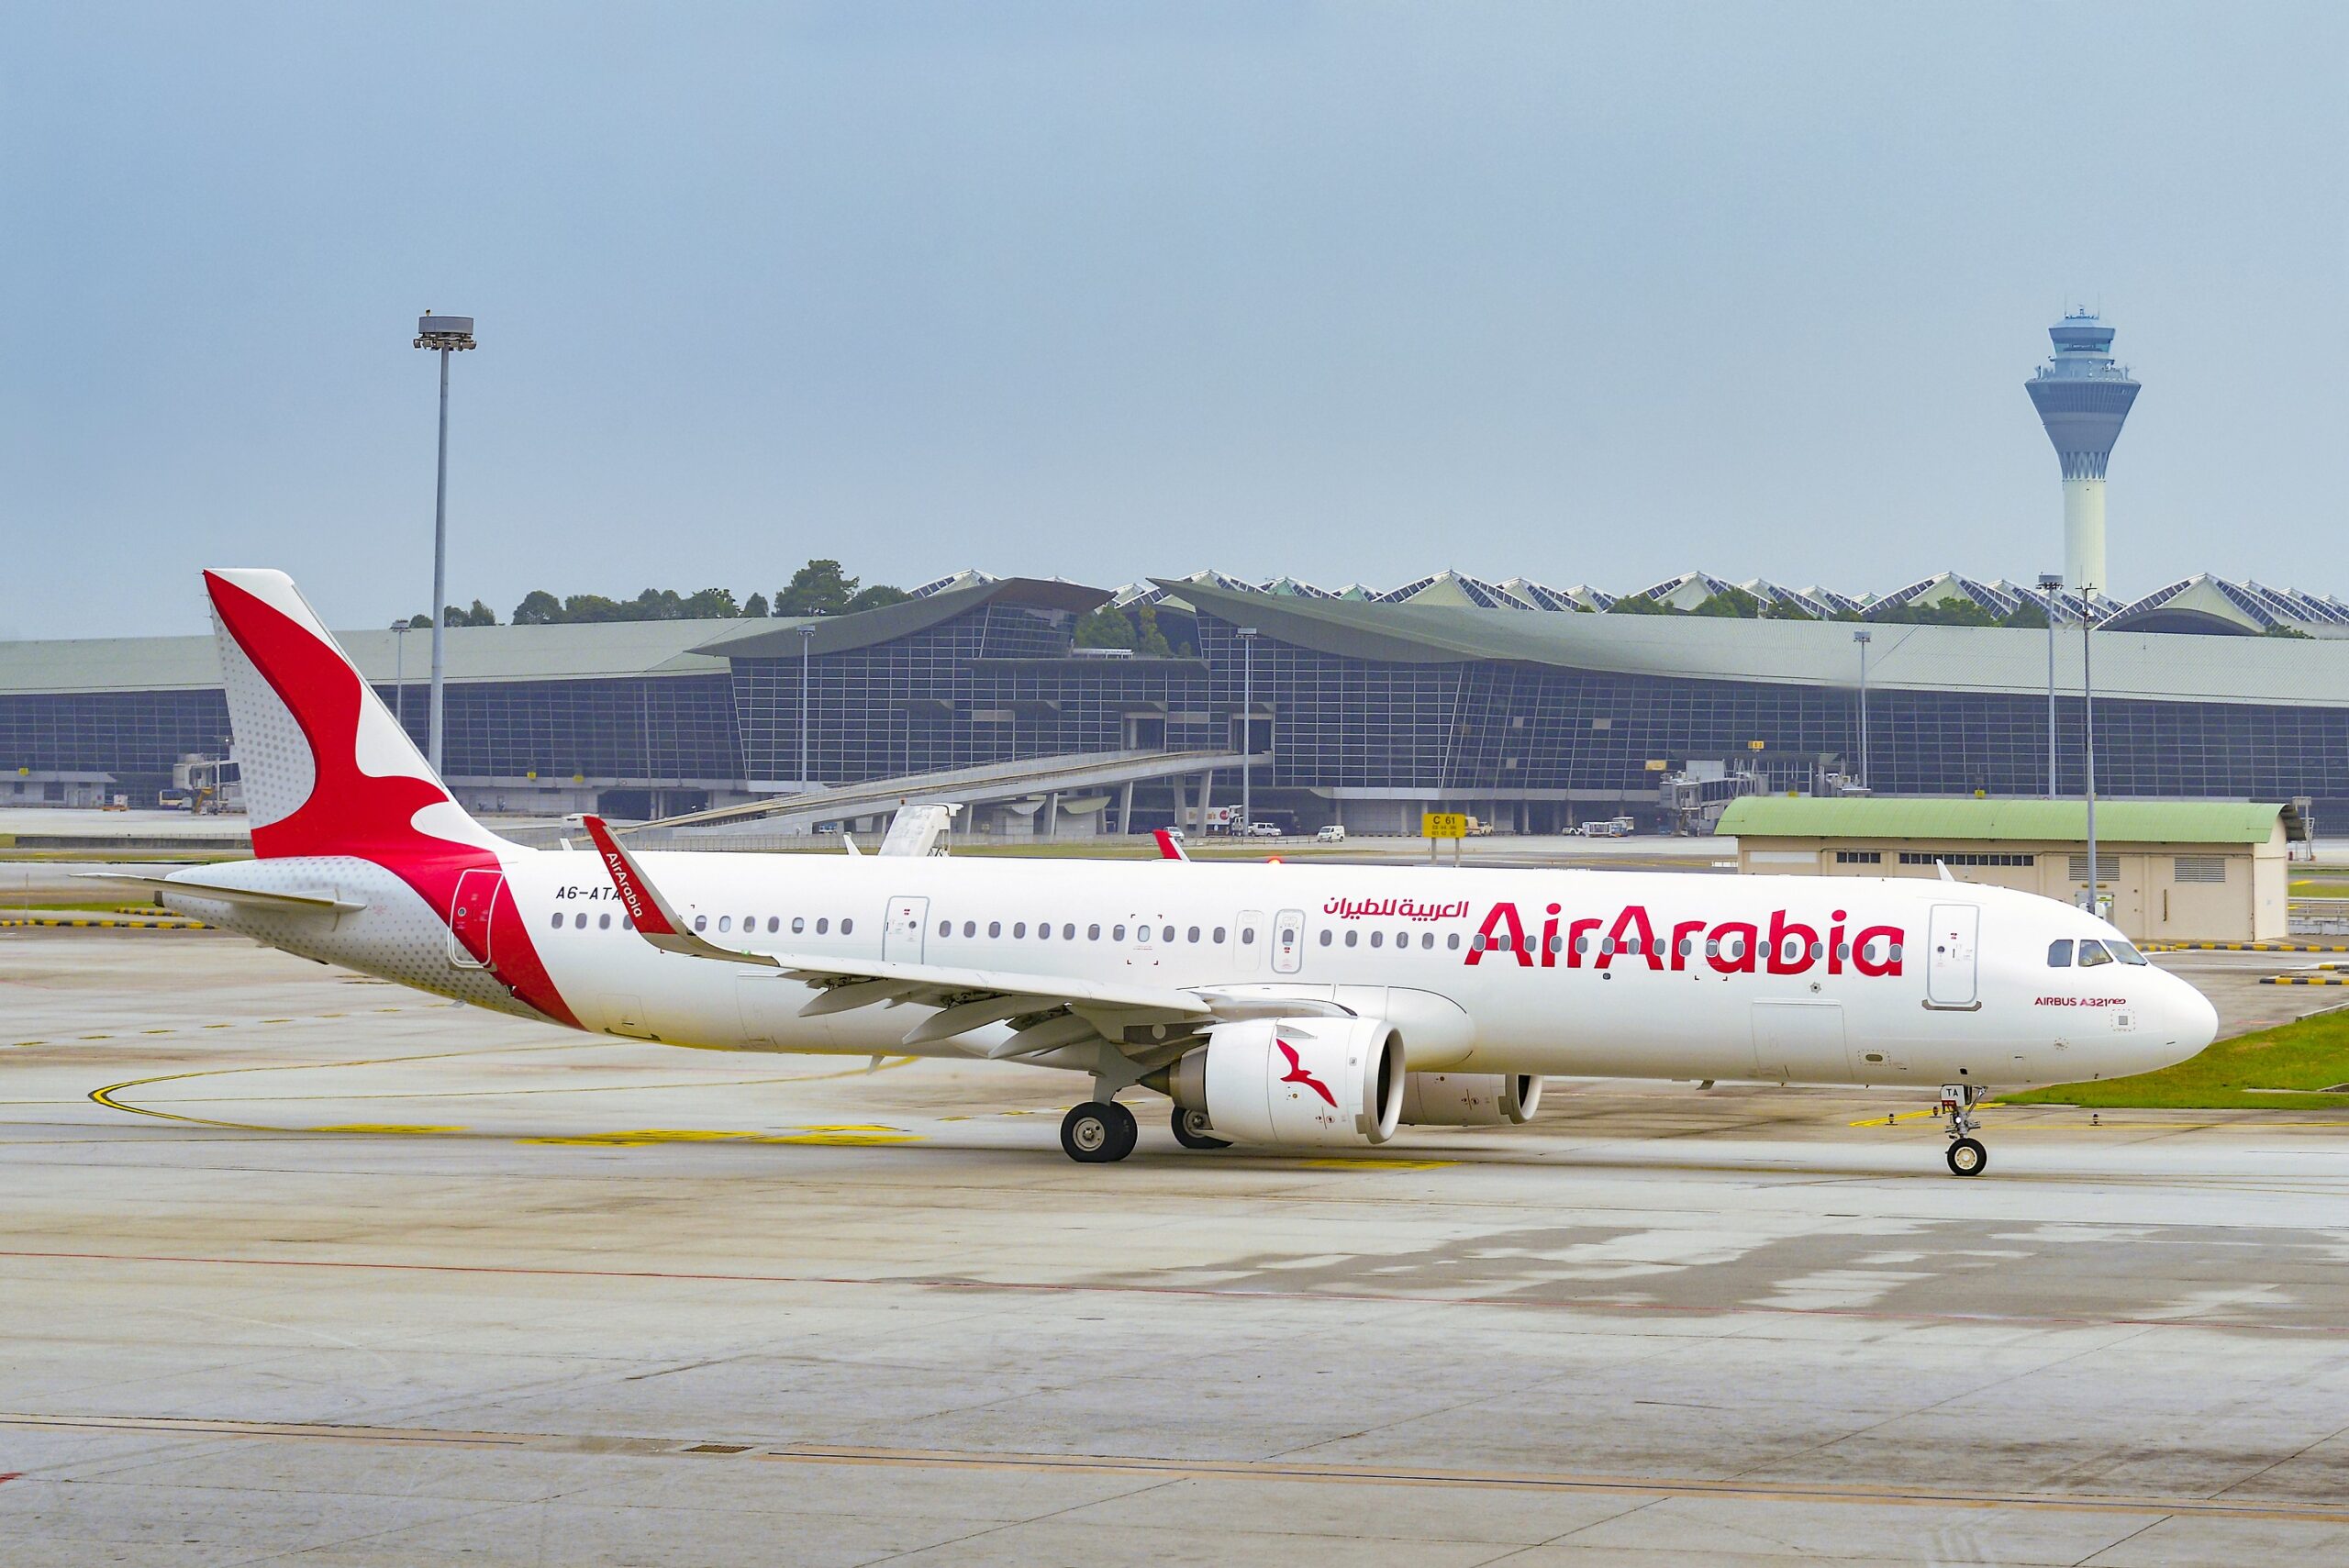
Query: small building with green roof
1714 797 2309 942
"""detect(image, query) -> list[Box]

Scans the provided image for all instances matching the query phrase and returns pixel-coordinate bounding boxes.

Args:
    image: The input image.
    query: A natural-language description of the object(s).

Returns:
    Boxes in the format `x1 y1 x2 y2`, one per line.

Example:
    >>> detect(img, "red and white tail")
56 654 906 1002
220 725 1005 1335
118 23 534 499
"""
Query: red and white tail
206 569 503 863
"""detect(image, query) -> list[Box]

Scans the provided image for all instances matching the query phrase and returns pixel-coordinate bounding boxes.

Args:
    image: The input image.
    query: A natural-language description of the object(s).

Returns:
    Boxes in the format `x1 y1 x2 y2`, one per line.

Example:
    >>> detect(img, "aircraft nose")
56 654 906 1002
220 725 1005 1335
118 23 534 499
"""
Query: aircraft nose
2154 973 2219 1059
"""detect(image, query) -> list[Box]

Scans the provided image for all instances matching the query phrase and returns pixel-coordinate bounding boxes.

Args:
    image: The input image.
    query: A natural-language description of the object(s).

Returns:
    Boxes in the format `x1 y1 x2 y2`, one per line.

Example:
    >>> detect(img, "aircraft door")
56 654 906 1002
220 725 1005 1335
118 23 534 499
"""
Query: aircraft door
1272 908 1306 973
1236 909 1265 973
448 869 503 969
884 895 929 962
1926 904 1980 1008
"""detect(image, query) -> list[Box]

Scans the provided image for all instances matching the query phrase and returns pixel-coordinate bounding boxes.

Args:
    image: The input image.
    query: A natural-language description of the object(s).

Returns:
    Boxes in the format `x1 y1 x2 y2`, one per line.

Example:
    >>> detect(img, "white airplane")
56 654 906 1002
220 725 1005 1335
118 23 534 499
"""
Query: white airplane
105 569 2218 1176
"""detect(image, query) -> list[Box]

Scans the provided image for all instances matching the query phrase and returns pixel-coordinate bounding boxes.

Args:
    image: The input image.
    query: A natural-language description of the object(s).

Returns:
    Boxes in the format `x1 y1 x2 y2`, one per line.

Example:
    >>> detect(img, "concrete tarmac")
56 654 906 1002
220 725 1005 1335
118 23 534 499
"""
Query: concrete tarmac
5 929 2349 1566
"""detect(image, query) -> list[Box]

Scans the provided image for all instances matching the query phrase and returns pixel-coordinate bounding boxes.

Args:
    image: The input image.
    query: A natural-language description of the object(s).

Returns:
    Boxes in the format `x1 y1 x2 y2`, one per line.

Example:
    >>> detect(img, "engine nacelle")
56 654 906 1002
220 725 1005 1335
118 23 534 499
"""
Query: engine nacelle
1398 1071 1543 1127
1155 1017 1404 1148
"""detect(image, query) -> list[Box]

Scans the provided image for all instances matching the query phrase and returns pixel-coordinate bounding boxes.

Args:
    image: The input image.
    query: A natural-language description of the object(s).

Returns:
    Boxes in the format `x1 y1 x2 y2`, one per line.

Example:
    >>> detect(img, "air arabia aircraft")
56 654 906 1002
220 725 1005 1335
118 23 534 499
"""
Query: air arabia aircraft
107 570 2218 1176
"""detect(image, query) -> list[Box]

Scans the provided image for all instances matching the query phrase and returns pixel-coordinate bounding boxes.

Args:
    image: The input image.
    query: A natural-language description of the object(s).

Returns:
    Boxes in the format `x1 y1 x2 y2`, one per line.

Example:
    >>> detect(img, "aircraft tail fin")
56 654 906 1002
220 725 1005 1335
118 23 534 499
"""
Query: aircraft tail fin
204 569 502 862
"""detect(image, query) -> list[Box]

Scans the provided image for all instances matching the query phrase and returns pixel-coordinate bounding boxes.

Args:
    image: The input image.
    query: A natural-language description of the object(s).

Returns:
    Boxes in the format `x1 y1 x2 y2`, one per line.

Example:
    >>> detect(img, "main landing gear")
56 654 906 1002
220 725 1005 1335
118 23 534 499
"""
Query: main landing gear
1060 1100 1138 1163
1939 1083 1989 1177
1170 1106 1231 1151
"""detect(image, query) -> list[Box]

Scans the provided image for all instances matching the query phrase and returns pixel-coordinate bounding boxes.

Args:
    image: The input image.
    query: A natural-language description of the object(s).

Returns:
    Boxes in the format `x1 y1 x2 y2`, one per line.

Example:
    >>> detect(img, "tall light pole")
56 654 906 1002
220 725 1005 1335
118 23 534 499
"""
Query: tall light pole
2081 593 2101 916
413 313 475 773
798 623 816 790
1852 629 1872 792
391 619 410 737
1237 627 1259 833
2037 573 2063 798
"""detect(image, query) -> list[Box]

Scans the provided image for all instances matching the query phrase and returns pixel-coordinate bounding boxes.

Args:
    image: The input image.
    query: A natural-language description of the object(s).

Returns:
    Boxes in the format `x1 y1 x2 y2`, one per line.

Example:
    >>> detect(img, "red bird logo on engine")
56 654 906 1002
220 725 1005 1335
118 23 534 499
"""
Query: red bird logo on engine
1275 1039 1338 1107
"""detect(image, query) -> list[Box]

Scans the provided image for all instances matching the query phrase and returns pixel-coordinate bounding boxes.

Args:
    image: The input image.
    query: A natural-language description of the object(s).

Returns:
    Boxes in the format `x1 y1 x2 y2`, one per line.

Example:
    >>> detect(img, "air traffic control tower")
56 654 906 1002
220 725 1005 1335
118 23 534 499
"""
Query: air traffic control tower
2025 309 2140 596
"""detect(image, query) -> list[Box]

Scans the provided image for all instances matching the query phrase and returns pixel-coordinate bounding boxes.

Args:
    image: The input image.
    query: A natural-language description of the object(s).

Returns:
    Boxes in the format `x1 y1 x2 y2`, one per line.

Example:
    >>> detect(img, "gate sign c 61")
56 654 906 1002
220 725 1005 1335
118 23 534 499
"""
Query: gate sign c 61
1422 812 1468 840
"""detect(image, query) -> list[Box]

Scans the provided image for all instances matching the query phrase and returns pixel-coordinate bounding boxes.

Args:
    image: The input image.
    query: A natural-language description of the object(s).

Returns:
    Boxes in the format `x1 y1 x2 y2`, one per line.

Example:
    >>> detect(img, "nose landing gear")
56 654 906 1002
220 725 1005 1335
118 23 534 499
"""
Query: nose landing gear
1939 1083 1988 1176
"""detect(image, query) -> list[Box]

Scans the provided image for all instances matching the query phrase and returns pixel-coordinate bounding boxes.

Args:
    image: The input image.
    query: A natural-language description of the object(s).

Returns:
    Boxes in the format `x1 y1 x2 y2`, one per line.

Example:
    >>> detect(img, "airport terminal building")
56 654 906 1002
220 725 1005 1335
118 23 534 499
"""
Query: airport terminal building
4 568 2346 836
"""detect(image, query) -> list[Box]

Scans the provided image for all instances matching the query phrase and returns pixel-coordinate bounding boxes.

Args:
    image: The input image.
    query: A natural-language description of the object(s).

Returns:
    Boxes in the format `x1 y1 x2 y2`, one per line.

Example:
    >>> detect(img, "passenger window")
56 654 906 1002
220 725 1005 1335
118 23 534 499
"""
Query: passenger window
768 917 780 933
1063 923 1075 940
963 920 976 938
549 911 562 929
1163 925 1175 943
1447 933 1460 950
2047 940 2073 967
1319 929 1332 947
1345 930 1359 948
1547 934 1564 954
1213 927 1226 943
1241 926 1255 944
2077 940 2112 968
792 917 806 934
841 918 852 934
1038 923 1051 940
939 919 952 937
2111 940 2148 964
1088 924 1101 940
1678 938 1694 958
694 915 707 932
1422 933 1434 950
598 913 611 930
718 916 730 933
1013 922 1026 938
988 921 1001 938
1113 924 1127 941
1370 931 1384 949
622 917 633 931
1472 934 1486 951
816 917 829 935
1187 926 1200 943
1808 940 1822 960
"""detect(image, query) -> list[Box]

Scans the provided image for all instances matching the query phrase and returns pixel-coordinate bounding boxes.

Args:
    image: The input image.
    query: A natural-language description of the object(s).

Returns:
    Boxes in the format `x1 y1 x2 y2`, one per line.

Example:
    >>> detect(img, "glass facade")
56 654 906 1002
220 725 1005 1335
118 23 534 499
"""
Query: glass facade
7 598 2347 817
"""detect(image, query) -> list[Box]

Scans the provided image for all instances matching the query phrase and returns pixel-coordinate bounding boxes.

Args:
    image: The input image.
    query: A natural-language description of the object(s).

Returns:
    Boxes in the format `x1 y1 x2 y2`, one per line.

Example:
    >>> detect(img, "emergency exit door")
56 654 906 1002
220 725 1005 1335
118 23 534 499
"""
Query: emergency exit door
884 895 929 962
1926 904 1979 1008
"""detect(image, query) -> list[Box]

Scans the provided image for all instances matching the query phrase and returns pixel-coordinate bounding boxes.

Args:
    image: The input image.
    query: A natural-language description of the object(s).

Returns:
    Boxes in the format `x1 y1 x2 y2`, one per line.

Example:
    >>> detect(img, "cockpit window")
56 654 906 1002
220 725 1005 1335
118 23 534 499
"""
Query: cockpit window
2076 940 2114 968
2046 940 2073 968
2109 940 2148 965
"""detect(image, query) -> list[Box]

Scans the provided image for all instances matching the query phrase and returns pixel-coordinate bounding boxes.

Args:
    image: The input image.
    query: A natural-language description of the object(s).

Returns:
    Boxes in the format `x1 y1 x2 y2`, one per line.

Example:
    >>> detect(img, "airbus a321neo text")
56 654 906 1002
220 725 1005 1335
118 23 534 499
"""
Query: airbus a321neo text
108 570 2218 1176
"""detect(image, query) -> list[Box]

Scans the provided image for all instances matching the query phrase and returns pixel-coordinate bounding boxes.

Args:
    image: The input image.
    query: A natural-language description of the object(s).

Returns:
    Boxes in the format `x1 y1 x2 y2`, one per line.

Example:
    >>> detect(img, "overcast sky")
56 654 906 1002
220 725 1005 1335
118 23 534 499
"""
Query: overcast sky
6 2 2343 639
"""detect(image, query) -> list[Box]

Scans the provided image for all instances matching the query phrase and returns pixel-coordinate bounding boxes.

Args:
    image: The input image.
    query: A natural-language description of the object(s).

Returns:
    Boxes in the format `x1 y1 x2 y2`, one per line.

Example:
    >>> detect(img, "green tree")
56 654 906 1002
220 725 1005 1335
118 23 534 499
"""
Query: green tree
846 583 910 613
561 594 625 622
1073 606 1139 650
1762 598 1814 621
680 587 740 619
513 589 564 625
406 612 432 629
1692 586 1763 618
2001 601 2050 629
741 591 770 618
1607 595 1675 616
440 601 495 627
2263 622 2313 639
1876 599 1999 628
1134 602 1175 657
776 559 859 617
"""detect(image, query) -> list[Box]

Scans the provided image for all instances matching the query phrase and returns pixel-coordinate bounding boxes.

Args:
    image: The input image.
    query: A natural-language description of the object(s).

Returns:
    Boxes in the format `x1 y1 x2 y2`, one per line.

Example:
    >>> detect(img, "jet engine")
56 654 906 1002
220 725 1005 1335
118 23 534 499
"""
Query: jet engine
1148 1017 1404 1148
1398 1071 1543 1127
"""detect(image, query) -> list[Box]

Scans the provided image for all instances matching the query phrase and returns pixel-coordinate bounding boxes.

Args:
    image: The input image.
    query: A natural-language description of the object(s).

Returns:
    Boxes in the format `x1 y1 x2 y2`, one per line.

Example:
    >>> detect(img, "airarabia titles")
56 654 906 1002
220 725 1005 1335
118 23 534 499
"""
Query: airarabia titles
1452 899 1906 978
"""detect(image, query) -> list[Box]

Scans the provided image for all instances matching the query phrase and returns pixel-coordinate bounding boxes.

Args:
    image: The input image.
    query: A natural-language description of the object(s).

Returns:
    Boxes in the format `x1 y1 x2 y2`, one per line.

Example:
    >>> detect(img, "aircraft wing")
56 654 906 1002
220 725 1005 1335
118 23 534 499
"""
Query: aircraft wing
579 816 1236 1053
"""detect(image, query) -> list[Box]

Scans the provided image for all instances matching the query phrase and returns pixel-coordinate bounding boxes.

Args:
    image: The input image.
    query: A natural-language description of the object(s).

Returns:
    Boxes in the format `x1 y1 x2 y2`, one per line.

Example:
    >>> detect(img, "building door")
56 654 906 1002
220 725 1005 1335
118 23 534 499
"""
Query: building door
1272 908 1306 973
884 895 928 963
448 869 502 969
1926 903 1979 1007
1236 909 1265 973
1751 1001 1850 1082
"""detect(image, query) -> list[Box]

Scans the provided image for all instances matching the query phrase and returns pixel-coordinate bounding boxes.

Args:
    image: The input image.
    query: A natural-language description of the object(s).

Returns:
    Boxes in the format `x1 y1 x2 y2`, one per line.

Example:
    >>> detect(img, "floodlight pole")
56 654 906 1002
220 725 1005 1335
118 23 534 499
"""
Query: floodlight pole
1237 627 1259 833
1852 630 1872 791
798 624 816 791
2038 573 2063 798
2082 593 2101 915
413 313 476 774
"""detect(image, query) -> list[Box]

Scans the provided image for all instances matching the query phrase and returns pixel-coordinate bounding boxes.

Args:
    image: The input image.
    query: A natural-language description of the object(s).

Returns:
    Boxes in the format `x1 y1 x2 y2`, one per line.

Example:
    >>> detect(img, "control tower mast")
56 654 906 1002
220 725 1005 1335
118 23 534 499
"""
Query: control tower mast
2025 309 2140 596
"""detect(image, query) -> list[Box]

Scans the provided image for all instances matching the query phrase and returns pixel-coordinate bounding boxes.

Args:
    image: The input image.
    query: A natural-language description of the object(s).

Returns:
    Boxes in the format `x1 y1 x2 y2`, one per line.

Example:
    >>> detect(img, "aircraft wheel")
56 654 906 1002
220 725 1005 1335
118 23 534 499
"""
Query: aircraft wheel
1063 1101 1136 1163
1945 1137 1987 1177
1171 1106 1231 1151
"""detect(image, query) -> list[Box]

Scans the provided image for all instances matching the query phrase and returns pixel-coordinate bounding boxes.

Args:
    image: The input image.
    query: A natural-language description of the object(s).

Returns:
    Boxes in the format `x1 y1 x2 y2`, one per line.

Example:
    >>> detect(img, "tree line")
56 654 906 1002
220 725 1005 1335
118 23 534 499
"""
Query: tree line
1607 584 2053 628
405 560 913 628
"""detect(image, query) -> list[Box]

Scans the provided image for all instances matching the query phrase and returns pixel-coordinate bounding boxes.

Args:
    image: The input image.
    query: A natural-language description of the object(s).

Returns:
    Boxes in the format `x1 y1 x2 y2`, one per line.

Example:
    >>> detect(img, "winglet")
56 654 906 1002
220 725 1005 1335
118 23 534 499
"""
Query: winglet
1153 828 1190 862
581 814 777 967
